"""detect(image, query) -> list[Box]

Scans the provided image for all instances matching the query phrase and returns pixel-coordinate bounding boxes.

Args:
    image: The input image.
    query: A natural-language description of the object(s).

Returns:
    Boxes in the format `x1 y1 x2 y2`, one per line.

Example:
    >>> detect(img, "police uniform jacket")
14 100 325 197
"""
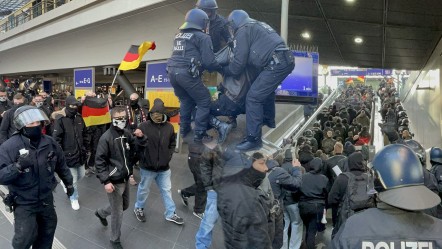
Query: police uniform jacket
0 133 73 205
95 126 138 185
167 29 220 71
224 20 286 76
331 202 442 249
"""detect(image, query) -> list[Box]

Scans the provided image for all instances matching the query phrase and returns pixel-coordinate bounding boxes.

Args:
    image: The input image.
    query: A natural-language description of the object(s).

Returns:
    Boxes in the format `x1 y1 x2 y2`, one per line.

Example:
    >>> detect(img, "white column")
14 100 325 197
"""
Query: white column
281 0 289 44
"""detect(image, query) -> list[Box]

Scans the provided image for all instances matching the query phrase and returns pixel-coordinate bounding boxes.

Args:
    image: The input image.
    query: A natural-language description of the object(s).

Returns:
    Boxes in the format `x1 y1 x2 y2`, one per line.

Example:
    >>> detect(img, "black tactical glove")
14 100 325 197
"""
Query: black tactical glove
66 185 74 197
16 155 34 172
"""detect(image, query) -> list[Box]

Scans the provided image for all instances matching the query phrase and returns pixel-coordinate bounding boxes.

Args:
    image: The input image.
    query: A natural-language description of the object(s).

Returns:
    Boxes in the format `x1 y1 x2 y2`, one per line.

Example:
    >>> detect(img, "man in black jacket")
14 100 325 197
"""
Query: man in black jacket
217 152 274 249
133 98 184 225
53 96 90 210
95 106 143 249
0 105 73 249
0 93 26 144
0 86 12 124
267 157 302 249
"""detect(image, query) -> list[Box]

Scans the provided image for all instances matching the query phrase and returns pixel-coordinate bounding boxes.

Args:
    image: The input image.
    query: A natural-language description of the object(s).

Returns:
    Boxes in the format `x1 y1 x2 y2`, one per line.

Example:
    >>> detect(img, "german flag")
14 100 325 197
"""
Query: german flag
345 77 354 85
356 76 365 83
82 97 111 127
118 41 156 71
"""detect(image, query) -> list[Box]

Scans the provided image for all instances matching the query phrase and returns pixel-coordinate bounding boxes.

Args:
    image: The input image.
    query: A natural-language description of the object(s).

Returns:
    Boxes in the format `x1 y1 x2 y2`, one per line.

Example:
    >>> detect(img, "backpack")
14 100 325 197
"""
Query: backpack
337 172 376 229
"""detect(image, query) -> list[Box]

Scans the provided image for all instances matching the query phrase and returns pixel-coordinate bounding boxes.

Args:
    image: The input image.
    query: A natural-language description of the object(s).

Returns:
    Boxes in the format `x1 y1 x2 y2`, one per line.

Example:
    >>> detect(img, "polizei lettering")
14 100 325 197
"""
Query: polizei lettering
175 33 193 39
362 241 434 249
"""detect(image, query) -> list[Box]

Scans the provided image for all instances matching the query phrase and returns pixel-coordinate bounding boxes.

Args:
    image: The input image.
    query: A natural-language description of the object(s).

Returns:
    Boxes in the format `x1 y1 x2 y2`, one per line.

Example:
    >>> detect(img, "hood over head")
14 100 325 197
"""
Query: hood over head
307 157 323 174
348 152 365 171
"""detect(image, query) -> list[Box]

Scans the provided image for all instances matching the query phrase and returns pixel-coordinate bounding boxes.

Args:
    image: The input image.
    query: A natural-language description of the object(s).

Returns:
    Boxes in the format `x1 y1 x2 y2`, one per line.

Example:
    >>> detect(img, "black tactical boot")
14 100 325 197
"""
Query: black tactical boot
235 136 263 151
210 117 233 144
194 130 212 144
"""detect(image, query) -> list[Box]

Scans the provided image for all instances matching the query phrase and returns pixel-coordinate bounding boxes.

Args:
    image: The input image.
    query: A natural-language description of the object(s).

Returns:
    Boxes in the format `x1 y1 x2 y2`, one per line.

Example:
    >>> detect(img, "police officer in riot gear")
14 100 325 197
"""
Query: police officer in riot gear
430 147 442 218
223 10 295 151
167 9 222 143
0 106 74 249
332 144 442 248
196 0 230 53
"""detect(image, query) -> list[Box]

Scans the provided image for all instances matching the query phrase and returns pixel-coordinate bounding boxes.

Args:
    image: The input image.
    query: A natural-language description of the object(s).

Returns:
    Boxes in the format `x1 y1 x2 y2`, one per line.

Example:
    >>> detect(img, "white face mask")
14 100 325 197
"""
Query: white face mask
35 102 43 108
113 119 127 130
0 96 6 102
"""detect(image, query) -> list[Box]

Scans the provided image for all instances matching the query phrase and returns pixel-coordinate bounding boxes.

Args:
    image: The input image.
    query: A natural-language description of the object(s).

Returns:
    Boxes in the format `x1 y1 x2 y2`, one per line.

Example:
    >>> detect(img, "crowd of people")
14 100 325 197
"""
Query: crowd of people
0 0 442 249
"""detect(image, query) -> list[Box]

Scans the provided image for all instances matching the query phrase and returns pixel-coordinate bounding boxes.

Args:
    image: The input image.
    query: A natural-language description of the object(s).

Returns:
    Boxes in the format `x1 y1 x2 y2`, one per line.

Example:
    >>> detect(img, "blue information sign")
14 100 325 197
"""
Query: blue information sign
145 62 171 89
331 68 393 76
74 68 94 88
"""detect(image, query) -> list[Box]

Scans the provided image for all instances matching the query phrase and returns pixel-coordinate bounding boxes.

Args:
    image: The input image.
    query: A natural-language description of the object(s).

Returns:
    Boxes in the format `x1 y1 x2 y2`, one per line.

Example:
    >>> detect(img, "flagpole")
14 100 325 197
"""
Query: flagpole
110 69 120 93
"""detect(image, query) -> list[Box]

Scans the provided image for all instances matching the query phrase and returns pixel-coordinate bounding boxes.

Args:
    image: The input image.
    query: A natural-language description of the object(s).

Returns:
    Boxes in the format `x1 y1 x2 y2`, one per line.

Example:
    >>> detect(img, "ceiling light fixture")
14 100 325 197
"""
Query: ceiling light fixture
346 0 355 2
354 37 363 44
301 32 311 39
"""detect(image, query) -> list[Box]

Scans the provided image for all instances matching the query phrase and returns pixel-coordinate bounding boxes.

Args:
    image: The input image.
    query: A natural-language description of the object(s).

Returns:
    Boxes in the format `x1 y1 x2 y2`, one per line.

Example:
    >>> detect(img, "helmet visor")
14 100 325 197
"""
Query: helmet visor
15 108 49 129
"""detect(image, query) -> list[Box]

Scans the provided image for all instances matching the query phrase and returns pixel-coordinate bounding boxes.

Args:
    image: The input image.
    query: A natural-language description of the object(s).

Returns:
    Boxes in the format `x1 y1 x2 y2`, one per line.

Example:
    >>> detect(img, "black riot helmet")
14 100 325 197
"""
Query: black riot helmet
196 0 218 20
13 105 50 130
179 9 209 32
303 129 313 138
403 139 426 166
228 10 251 33
430 147 442 164
371 144 440 210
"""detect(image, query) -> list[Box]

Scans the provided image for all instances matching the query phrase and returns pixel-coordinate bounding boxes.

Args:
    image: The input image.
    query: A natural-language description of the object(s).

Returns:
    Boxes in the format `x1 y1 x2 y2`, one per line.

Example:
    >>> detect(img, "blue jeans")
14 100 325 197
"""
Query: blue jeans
282 203 303 249
195 190 219 249
134 169 176 219
69 165 85 201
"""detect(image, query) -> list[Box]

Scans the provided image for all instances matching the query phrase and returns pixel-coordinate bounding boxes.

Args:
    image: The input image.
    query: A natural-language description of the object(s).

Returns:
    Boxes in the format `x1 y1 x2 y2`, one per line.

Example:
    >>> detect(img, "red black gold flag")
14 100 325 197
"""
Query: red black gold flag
82 97 111 127
118 41 156 71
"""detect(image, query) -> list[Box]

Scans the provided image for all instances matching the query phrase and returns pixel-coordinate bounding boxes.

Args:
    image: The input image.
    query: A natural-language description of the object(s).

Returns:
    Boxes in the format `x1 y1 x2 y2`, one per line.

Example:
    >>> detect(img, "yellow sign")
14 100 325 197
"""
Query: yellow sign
146 90 180 108
74 89 89 99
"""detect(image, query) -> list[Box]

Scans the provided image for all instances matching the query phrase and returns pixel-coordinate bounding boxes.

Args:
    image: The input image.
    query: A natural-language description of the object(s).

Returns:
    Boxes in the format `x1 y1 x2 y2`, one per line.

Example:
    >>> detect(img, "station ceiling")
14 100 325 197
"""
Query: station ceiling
209 0 442 70
0 0 30 19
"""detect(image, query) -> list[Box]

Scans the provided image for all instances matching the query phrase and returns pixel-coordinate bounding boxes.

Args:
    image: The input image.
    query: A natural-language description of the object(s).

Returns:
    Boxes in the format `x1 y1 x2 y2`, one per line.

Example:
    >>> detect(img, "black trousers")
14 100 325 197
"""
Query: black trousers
299 202 325 249
13 202 58 249
181 155 207 213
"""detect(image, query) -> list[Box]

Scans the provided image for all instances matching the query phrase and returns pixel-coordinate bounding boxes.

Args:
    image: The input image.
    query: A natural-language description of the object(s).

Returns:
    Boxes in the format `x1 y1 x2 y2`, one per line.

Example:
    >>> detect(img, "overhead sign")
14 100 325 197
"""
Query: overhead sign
330 68 393 76
145 62 171 89
74 68 94 89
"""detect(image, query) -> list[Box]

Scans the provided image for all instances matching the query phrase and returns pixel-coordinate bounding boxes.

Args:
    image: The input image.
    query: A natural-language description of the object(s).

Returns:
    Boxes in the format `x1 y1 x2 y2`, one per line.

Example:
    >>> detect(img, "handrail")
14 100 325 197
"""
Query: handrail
290 89 341 145
0 0 73 33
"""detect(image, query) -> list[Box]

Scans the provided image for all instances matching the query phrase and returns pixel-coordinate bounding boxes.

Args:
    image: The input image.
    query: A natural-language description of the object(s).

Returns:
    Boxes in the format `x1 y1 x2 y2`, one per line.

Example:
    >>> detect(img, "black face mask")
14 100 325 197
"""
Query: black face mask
130 99 139 107
66 107 78 117
23 125 42 141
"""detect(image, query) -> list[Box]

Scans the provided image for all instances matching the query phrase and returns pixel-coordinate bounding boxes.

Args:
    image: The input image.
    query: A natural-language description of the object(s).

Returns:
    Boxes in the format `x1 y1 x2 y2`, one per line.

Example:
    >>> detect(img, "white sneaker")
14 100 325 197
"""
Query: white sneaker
71 200 80 210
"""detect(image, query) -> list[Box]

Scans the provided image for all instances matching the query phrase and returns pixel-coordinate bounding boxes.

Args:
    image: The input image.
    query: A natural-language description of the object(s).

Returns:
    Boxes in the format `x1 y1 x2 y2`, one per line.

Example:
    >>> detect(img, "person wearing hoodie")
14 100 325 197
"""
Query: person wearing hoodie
298 144 314 172
299 157 328 249
53 96 90 210
0 93 26 144
281 149 305 249
328 152 371 235
133 98 184 225
267 156 302 249
217 152 275 249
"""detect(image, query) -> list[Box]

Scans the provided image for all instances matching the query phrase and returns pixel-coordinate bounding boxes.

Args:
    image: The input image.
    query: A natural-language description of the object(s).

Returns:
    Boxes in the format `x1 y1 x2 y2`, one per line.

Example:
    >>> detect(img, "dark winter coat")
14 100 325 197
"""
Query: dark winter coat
300 158 328 204
53 113 90 167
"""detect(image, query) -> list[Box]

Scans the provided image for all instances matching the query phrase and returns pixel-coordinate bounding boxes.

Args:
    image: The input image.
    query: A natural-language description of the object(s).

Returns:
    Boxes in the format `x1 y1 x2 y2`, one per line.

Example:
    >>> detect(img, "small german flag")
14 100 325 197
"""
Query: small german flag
82 97 111 127
356 76 365 83
118 41 156 71
345 77 354 85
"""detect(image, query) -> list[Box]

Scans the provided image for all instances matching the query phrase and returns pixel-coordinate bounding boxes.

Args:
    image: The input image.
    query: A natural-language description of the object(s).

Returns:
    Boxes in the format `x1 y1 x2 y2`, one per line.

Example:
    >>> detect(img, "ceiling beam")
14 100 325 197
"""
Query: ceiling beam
314 0 344 64
382 0 388 68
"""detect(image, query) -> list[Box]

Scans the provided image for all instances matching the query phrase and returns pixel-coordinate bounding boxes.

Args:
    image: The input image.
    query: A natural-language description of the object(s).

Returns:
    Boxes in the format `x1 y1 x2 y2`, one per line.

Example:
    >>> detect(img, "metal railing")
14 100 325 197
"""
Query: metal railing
0 0 72 33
